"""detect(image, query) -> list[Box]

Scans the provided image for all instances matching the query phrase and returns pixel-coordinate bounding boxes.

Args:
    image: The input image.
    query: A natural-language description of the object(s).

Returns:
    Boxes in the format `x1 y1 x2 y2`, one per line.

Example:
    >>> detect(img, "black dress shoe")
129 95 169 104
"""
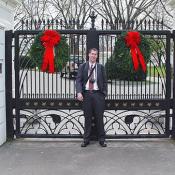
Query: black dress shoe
99 141 107 147
81 141 90 147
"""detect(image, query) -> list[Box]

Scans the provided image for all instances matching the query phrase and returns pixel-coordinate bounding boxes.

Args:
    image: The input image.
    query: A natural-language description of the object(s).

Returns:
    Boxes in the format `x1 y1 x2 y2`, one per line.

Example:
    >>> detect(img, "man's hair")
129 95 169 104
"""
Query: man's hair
88 48 98 54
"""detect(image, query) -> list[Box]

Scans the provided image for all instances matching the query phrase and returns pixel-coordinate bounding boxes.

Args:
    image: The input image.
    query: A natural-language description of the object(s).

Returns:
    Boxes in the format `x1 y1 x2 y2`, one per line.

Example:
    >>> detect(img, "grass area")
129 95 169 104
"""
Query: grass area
147 66 166 78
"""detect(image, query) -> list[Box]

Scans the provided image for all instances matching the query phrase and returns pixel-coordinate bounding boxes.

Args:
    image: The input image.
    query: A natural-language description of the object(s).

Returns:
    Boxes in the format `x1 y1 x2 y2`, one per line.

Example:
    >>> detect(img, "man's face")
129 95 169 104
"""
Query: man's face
88 50 98 63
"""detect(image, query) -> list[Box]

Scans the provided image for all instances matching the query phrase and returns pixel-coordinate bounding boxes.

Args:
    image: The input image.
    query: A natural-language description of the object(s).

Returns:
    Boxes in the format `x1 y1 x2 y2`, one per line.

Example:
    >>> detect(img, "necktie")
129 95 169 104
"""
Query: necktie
89 65 94 91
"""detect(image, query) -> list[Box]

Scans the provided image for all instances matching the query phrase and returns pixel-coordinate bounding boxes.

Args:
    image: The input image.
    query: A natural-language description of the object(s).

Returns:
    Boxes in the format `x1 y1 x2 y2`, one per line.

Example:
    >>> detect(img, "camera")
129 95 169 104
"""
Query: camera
89 78 96 84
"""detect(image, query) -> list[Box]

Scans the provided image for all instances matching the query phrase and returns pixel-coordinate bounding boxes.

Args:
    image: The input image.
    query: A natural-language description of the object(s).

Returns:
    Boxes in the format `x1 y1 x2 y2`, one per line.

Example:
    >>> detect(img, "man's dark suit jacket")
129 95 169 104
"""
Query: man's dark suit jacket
76 62 107 97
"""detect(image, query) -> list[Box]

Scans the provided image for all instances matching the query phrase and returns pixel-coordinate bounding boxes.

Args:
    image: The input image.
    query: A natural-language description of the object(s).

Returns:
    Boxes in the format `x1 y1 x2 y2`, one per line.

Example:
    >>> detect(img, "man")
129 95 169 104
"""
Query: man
76 48 107 147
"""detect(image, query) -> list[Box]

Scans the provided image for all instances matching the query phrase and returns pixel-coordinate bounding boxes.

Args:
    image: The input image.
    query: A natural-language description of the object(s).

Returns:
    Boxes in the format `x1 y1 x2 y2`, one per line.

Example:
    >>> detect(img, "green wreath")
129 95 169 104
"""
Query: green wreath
105 32 152 81
29 31 69 72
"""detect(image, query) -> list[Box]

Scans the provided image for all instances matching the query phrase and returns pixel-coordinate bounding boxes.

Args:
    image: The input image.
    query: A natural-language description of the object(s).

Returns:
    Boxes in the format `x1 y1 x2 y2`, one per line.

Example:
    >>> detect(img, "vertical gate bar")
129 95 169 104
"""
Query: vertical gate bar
43 72 45 97
132 76 134 99
30 69 32 97
157 35 160 98
60 74 62 98
52 71 53 98
110 35 114 98
68 34 71 98
172 30 175 138
35 62 36 98
68 35 71 96
124 78 125 99
158 74 160 98
26 72 28 98
149 59 151 98
165 32 171 136
5 30 14 140
141 76 142 99
153 65 156 97
113 36 117 98
14 32 20 137
56 68 58 98
144 62 147 99
39 69 40 98
136 75 138 98
48 71 49 98
128 80 129 99
119 77 121 99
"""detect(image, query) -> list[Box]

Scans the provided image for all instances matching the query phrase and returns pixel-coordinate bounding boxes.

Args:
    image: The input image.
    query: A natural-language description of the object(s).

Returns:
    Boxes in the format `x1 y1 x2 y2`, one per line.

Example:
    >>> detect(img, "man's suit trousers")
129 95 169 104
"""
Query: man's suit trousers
82 91 105 142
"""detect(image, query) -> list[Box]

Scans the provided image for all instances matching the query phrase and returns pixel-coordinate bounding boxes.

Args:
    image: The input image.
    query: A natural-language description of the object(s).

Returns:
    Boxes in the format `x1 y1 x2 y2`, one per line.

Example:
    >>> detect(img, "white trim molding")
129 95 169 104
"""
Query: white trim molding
0 0 22 30
0 0 21 146
0 24 5 30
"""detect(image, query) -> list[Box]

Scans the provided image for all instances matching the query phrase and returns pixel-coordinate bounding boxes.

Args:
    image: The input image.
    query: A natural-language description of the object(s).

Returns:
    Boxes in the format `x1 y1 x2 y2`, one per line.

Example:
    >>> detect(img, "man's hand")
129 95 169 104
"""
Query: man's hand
77 93 83 101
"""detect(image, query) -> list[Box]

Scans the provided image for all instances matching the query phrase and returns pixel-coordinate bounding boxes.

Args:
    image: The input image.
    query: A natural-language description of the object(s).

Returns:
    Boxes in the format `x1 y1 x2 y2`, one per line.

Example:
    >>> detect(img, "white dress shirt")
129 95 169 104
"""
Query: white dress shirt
85 62 99 90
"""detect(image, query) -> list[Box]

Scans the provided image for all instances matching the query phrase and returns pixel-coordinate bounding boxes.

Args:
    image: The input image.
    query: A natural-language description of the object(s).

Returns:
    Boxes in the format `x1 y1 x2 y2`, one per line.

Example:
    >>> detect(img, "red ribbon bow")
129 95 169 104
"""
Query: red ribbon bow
40 30 61 73
125 31 146 72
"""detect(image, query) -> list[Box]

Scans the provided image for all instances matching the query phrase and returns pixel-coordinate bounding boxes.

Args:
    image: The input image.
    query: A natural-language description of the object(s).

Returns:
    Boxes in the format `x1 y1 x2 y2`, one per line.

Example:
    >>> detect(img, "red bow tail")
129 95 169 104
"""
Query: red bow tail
130 48 139 71
136 48 147 72
41 47 55 73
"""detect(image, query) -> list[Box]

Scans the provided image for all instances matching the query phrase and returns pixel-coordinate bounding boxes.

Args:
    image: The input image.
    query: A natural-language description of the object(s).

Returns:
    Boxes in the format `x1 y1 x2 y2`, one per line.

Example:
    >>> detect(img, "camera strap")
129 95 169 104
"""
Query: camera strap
84 64 96 85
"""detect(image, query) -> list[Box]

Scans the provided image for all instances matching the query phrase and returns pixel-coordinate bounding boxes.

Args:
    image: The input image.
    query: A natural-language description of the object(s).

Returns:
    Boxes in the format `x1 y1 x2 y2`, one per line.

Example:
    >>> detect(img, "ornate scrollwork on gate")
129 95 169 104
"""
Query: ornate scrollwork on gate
19 109 84 135
104 110 165 135
18 109 166 137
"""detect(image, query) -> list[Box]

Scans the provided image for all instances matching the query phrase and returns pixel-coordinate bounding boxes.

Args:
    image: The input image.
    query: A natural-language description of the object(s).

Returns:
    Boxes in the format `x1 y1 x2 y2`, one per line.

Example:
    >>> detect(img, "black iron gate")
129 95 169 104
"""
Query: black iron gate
5 17 175 140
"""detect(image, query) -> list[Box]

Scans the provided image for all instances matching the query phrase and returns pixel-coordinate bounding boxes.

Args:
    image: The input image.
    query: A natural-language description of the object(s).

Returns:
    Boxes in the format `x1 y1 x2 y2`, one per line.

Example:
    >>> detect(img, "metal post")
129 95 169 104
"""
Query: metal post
172 30 175 138
165 32 171 137
5 30 14 140
86 12 99 140
89 11 97 30
87 11 99 60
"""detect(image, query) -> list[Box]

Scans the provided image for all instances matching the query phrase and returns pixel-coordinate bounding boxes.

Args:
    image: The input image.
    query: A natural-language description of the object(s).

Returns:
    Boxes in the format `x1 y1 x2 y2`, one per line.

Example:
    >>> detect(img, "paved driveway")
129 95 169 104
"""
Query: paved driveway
0 138 175 175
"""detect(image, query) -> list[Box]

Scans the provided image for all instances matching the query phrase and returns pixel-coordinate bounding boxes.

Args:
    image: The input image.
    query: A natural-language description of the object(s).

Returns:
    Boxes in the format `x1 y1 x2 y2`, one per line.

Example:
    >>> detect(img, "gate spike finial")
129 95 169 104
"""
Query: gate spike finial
89 11 97 29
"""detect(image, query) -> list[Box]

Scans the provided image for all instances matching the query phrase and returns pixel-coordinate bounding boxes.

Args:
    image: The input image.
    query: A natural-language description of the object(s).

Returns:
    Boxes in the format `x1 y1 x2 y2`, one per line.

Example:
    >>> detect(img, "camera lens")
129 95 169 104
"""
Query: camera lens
90 78 95 83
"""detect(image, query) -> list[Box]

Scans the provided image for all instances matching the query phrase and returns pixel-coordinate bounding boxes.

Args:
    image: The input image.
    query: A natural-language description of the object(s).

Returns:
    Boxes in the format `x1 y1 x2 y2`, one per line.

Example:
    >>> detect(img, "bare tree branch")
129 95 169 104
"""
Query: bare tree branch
14 0 174 30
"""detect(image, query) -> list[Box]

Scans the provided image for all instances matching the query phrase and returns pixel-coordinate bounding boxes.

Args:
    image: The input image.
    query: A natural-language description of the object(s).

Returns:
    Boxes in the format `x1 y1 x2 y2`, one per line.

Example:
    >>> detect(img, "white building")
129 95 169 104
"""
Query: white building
0 0 21 146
